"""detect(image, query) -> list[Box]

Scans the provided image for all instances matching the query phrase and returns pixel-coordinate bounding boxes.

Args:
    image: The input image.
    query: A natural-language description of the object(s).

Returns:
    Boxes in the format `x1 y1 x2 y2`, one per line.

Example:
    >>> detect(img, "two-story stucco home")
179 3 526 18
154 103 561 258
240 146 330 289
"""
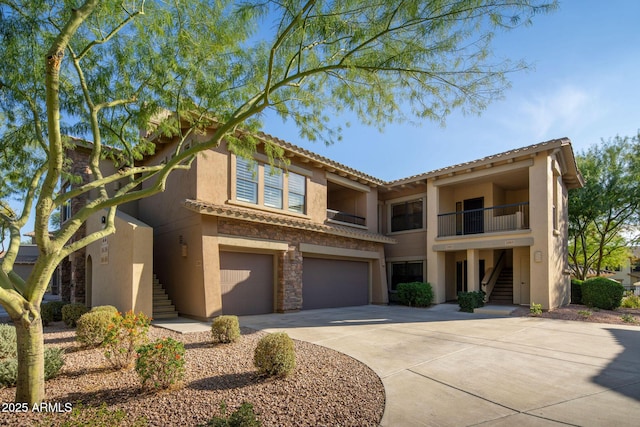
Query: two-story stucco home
63 129 583 320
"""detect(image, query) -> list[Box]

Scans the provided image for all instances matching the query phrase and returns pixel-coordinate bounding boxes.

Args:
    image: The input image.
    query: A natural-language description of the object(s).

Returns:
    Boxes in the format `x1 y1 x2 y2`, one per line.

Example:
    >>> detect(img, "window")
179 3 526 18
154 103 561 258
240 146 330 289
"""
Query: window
288 172 306 214
390 261 424 291
264 165 283 209
391 199 423 232
236 157 258 204
61 183 72 223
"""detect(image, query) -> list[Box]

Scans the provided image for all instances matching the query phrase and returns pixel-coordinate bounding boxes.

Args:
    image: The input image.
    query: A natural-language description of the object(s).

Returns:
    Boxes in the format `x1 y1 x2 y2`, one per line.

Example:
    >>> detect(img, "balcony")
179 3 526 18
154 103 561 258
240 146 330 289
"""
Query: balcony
438 202 529 237
327 209 366 227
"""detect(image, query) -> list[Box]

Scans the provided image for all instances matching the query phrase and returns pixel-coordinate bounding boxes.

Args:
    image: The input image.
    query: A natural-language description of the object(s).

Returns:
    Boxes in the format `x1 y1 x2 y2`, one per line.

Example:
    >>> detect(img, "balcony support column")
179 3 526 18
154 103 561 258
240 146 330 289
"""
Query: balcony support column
467 249 480 292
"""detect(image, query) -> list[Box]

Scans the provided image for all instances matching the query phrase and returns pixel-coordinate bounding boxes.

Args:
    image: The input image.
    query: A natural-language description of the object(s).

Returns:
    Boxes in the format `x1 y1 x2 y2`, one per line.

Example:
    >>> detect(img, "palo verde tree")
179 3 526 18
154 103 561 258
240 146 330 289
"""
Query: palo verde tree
0 0 556 404
569 133 640 280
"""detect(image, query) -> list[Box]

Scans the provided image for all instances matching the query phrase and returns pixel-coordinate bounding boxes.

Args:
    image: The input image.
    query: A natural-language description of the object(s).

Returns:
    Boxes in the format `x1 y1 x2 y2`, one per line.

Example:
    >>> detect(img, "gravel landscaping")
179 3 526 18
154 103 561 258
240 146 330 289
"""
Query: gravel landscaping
510 303 640 325
0 323 385 426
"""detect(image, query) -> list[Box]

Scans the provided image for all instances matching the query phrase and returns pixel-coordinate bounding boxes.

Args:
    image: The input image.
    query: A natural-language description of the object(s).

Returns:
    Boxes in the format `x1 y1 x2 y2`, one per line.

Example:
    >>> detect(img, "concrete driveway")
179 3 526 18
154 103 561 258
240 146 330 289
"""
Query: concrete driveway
239 304 640 426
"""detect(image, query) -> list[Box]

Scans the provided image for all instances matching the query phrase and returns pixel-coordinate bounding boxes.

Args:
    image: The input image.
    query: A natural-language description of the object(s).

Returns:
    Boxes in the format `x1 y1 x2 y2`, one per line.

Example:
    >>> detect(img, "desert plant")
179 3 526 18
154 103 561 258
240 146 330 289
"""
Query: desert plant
0 324 17 360
46 403 148 427
135 338 185 390
211 315 241 344
103 311 150 369
396 282 434 307
530 302 543 316
1 347 64 388
571 279 583 304
581 277 625 310
76 310 117 347
91 305 119 315
577 310 592 318
62 303 89 327
253 332 296 378
457 291 485 313
40 302 54 326
621 292 640 309
621 314 637 324
201 402 261 427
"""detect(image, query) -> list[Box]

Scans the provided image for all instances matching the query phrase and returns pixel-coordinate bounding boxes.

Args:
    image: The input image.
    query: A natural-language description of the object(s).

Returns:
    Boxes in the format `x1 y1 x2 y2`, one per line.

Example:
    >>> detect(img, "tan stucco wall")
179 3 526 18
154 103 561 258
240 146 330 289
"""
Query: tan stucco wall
85 210 153 315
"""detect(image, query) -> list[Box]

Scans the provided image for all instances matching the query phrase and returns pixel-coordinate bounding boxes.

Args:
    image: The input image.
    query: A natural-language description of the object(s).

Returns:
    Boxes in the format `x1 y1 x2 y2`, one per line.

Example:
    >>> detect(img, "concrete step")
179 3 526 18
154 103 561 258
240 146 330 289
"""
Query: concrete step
152 311 179 320
153 304 176 313
474 305 517 315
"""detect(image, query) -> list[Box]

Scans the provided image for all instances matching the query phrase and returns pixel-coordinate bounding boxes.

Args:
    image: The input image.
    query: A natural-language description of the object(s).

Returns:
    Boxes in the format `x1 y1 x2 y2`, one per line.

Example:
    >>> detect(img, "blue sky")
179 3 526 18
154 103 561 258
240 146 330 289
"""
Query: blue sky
262 0 640 181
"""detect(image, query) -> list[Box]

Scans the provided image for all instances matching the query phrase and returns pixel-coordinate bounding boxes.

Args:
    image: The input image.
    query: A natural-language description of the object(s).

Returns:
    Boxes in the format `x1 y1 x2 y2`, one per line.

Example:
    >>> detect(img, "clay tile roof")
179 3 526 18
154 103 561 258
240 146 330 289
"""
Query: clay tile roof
183 199 396 244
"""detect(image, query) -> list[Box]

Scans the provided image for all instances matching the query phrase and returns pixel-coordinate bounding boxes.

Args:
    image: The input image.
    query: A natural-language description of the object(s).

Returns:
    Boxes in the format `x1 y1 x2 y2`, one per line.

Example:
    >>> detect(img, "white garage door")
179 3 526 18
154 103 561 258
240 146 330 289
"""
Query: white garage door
302 258 369 310
220 252 273 315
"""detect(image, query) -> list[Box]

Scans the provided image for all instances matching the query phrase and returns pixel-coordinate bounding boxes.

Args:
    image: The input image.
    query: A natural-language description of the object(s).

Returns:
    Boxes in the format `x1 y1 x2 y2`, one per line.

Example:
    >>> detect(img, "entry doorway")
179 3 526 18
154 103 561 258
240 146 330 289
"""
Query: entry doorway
463 197 484 234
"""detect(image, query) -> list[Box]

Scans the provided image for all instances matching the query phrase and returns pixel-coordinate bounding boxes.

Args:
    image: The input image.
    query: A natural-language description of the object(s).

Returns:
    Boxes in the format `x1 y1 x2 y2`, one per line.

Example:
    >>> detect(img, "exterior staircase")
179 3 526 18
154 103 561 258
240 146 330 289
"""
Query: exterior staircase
152 275 178 319
489 268 513 304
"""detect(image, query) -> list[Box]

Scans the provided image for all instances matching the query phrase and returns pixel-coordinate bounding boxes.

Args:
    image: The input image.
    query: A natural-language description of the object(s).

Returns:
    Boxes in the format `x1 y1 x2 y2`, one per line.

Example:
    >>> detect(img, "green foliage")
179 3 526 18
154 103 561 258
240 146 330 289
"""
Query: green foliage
201 402 261 427
581 277 625 310
91 305 119 315
103 311 150 369
621 314 637 324
253 332 296 378
41 301 67 326
621 292 640 309
62 303 89 328
577 310 592 318
571 279 583 304
135 338 185 390
396 282 434 307
1 347 64 388
76 310 117 347
457 291 485 313
529 302 543 316
0 324 17 359
47 403 148 427
211 315 241 344
569 134 640 280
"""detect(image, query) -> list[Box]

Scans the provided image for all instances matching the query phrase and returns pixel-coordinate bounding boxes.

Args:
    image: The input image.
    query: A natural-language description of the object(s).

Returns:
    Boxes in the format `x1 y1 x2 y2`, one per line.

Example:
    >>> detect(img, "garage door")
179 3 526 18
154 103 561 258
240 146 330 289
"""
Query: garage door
302 258 369 310
220 252 273 315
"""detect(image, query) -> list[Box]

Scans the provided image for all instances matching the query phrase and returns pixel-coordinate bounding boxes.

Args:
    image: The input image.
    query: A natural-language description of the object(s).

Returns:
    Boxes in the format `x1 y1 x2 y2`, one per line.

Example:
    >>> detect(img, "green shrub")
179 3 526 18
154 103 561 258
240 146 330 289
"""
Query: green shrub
135 337 185 390
91 305 119 315
211 315 241 344
76 310 116 347
0 347 64 387
396 282 434 307
40 302 54 326
621 314 637 324
253 332 296 378
571 279 583 305
577 309 592 318
621 292 640 309
103 311 150 369
62 303 89 327
581 277 625 310
530 302 543 316
0 324 17 360
201 402 261 427
46 403 148 427
457 291 485 313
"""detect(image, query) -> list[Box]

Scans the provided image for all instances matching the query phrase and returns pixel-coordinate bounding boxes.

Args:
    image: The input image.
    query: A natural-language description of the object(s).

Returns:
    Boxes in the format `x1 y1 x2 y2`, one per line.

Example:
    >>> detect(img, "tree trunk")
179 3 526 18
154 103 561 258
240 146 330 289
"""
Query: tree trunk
13 318 45 404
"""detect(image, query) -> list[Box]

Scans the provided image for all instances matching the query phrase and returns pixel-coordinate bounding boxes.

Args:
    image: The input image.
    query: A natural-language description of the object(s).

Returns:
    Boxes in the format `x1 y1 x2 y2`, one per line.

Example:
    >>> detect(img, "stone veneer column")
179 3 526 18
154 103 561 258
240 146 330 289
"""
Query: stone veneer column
280 245 303 312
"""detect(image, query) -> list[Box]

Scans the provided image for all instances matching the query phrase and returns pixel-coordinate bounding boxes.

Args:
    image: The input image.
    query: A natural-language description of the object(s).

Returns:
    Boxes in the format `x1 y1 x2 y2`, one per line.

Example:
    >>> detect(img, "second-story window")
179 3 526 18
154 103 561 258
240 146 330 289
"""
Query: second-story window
391 198 423 232
264 165 283 209
61 183 72 223
288 172 306 214
236 157 258 204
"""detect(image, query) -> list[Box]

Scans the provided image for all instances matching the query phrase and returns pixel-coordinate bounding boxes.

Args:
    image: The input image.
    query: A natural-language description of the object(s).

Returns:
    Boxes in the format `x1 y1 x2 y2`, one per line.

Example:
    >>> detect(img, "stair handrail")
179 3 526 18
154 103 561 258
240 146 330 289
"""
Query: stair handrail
482 251 506 302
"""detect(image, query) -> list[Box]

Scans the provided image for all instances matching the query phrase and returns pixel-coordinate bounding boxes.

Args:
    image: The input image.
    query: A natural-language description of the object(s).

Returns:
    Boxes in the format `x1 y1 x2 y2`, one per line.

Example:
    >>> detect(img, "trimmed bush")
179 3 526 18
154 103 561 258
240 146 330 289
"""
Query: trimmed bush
571 279 583 304
457 291 485 313
62 303 89 327
91 305 119 315
203 402 261 427
0 347 64 388
41 302 54 326
46 301 67 322
396 282 434 307
76 310 116 347
253 332 296 378
135 337 185 390
211 315 241 344
581 277 625 310
0 324 17 360
103 311 150 369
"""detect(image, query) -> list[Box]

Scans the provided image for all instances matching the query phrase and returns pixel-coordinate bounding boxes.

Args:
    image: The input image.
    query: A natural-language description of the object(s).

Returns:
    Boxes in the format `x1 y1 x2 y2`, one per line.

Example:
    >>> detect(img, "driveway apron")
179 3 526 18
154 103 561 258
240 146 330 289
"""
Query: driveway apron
239 304 640 427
